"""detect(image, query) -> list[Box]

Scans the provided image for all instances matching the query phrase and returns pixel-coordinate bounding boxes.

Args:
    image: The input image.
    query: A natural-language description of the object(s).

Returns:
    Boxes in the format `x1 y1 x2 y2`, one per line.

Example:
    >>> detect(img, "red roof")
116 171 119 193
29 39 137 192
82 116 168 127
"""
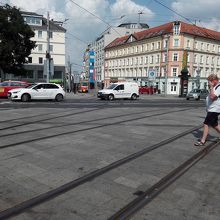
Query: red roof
105 21 220 49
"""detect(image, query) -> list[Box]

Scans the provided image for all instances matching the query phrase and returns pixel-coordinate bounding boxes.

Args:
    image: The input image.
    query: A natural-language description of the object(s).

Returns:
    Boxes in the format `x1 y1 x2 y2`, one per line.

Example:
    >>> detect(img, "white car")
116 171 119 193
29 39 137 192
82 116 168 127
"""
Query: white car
8 83 65 102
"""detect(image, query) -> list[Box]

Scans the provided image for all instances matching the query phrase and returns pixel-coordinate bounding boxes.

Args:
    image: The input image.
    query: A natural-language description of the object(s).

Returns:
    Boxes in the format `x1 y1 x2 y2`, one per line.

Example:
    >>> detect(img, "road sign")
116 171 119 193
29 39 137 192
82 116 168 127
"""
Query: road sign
148 69 156 80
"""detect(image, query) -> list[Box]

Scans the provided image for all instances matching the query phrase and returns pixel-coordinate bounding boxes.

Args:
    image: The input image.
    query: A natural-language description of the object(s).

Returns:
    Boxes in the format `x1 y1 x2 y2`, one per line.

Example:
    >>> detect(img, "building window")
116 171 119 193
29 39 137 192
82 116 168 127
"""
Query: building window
212 57 215 65
140 57 143 65
38 44 43 52
217 58 220 66
38 30 42 38
28 57 32 63
156 54 160 63
157 42 160 49
172 67 177 76
206 56 209 65
49 31 53 39
195 41 198 50
212 45 215 52
39 57 43 64
49 45 53 52
151 43 155 50
38 70 43 79
150 55 154 64
164 53 167 62
145 56 148 64
187 54 190 62
173 23 180 35
201 42 204 50
173 53 178 61
200 55 203 64
186 40 190 48
146 44 149 51
207 44 209 51
174 39 179 47
136 46 138 53
194 54 197 63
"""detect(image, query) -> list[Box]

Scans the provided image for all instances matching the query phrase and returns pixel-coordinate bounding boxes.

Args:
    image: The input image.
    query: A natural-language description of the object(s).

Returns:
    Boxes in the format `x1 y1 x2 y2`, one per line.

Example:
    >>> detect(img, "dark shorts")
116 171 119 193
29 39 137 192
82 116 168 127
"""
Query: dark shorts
204 112 220 127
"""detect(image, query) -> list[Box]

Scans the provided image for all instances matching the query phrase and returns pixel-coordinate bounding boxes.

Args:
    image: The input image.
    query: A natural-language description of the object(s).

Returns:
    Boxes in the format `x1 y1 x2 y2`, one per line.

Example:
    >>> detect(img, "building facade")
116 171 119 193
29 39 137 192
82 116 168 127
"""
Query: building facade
104 21 220 95
86 23 149 86
19 12 66 83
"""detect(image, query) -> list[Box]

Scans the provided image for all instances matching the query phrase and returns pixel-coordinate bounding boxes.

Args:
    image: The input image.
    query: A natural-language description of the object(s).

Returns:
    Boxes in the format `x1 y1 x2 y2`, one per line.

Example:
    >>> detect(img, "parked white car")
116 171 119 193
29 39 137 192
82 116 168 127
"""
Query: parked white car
97 81 139 100
8 83 65 102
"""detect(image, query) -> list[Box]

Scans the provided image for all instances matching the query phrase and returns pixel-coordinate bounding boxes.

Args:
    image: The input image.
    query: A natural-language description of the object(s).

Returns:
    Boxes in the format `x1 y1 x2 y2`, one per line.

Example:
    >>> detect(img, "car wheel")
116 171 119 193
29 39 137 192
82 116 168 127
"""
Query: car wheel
186 97 189 100
196 96 200 101
21 93 30 102
131 93 137 100
55 94 64 102
108 94 114 101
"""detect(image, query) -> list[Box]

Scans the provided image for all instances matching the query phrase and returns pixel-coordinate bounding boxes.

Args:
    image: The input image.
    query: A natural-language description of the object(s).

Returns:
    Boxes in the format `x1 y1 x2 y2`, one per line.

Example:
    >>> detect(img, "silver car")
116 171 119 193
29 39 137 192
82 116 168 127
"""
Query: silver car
186 89 209 100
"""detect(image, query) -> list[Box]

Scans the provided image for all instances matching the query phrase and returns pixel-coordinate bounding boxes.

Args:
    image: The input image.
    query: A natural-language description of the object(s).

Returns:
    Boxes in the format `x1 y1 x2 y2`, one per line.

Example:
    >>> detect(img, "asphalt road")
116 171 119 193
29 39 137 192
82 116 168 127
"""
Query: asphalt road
0 95 219 220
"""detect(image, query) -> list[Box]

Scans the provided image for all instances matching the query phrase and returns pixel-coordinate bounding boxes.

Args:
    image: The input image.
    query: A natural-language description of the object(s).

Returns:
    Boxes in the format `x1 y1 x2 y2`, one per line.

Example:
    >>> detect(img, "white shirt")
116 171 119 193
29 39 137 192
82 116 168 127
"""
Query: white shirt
206 84 220 112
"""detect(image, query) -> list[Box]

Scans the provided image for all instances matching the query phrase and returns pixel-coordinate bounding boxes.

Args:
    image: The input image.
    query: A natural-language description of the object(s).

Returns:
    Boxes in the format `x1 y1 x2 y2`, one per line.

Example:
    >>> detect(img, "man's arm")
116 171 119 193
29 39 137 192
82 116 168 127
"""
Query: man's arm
210 85 219 100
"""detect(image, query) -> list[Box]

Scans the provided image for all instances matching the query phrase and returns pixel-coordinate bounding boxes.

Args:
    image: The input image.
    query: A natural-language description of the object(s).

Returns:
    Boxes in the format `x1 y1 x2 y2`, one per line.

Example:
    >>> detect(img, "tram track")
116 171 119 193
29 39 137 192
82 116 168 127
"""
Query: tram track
0 107 106 131
108 139 220 220
0 124 205 220
0 108 192 149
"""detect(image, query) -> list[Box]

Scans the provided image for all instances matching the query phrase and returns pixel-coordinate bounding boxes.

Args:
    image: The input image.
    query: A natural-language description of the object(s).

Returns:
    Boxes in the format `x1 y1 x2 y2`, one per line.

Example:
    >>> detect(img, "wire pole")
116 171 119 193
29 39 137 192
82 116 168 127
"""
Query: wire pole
165 35 170 96
46 11 50 83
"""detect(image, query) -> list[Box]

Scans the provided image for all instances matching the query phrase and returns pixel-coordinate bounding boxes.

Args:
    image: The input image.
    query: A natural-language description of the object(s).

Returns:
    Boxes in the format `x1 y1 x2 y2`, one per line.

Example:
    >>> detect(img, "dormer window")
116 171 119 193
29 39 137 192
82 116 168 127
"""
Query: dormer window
173 21 180 35
23 16 42 26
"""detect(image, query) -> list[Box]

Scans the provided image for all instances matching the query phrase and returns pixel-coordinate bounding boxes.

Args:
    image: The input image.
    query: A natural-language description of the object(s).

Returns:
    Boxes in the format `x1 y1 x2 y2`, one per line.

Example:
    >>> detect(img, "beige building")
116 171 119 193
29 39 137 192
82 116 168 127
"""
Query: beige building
104 21 220 95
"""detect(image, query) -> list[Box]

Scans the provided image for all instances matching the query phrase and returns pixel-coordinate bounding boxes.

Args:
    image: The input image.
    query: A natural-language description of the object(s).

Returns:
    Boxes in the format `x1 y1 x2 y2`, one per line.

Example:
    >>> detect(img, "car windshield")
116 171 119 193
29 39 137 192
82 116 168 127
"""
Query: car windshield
0 82 9 86
107 84 118 89
191 89 201 93
81 82 88 86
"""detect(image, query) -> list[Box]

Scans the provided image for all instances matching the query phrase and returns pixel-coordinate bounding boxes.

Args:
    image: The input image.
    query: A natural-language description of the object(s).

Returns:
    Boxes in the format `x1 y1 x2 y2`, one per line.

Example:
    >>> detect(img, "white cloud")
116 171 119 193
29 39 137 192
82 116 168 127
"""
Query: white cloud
110 0 154 24
171 0 220 31
9 0 49 12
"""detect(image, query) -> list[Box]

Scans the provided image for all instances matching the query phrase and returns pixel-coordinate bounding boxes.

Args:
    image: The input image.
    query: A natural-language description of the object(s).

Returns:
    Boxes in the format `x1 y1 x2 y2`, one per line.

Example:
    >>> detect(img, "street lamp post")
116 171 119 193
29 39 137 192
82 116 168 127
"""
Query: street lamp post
164 35 170 96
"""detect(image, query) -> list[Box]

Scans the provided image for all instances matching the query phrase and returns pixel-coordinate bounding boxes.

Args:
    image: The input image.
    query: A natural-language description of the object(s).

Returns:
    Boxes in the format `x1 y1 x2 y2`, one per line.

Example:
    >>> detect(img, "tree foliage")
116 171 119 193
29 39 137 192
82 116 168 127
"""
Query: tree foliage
0 4 36 77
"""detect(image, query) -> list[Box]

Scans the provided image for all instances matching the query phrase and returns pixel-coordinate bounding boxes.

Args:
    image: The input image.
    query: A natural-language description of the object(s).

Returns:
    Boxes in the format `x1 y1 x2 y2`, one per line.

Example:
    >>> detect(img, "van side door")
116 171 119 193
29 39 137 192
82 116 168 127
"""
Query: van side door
114 84 124 98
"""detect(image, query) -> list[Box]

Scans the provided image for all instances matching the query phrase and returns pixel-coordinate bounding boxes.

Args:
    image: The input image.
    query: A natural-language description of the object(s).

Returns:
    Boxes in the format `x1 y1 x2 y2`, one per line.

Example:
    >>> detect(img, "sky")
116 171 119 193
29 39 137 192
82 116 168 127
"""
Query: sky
1 0 220 72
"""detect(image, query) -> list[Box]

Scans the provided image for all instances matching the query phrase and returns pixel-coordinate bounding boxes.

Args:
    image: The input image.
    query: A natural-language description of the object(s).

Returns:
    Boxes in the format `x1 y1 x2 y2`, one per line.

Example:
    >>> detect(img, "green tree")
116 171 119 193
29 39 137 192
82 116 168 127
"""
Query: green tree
0 4 36 80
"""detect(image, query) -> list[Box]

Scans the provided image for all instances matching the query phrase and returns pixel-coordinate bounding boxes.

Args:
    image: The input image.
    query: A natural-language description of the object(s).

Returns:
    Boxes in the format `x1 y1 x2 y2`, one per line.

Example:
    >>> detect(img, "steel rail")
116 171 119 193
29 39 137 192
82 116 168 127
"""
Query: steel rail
0 125 203 220
108 140 220 220
0 108 192 149
0 107 103 130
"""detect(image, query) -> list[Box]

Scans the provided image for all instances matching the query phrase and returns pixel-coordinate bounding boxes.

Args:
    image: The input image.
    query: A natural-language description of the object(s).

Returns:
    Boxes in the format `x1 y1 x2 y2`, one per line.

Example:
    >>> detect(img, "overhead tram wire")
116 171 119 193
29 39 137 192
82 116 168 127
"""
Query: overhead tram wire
153 0 194 25
153 1 219 55
66 32 88 45
68 0 122 37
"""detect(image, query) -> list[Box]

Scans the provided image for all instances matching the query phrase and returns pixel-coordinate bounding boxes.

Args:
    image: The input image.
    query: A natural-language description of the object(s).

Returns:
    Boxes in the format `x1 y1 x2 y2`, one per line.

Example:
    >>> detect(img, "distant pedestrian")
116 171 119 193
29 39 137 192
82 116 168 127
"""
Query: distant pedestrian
194 74 220 146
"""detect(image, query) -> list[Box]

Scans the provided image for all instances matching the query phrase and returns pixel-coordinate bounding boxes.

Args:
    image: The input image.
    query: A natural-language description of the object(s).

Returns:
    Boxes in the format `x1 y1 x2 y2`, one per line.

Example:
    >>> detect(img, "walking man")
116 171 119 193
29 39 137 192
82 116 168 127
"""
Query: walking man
194 74 220 146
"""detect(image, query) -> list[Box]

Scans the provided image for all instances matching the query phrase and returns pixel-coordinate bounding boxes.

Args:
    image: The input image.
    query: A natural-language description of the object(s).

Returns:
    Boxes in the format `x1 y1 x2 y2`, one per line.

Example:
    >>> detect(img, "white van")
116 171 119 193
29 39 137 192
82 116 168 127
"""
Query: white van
97 82 139 100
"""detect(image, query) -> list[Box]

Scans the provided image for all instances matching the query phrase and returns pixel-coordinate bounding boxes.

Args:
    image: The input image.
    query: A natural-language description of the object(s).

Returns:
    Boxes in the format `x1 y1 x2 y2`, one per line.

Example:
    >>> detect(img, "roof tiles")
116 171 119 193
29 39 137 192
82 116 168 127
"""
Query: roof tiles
105 21 220 49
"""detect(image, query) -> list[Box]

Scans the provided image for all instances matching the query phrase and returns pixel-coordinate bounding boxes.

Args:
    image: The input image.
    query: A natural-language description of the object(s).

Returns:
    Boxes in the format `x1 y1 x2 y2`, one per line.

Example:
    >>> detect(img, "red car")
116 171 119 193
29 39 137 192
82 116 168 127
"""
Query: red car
139 86 157 94
0 81 30 97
